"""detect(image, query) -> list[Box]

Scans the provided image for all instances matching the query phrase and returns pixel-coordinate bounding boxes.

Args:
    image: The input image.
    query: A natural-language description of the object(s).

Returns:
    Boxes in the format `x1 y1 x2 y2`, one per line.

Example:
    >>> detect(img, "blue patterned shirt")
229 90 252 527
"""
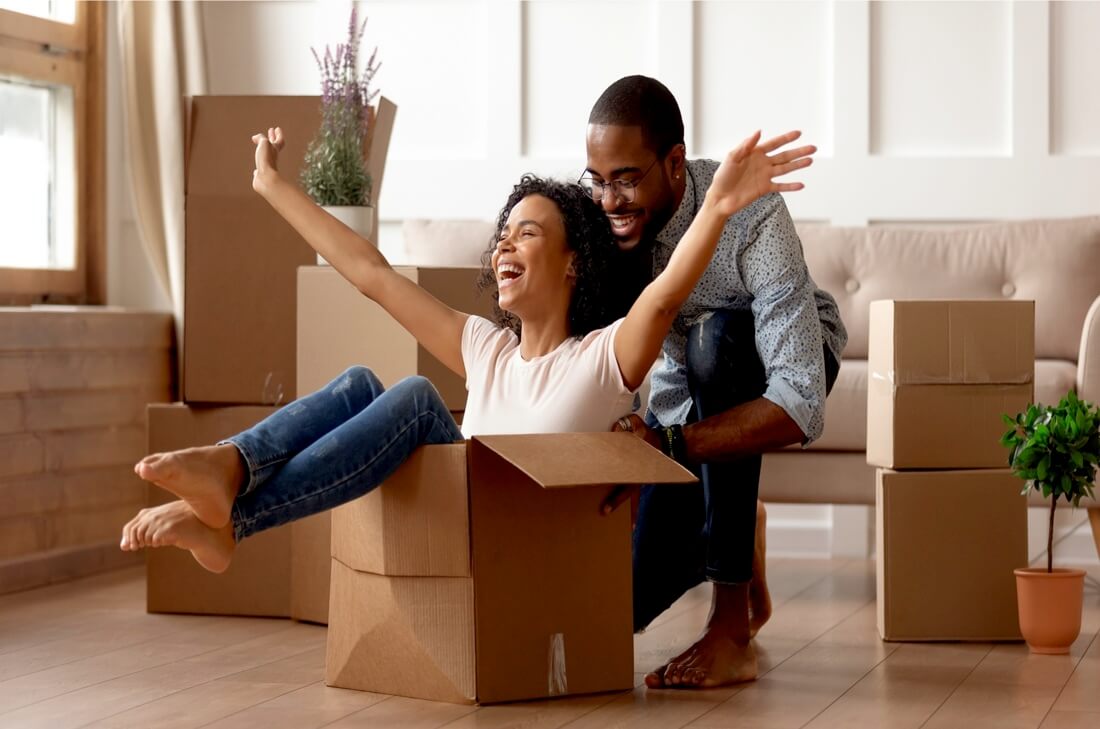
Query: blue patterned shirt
648 158 847 443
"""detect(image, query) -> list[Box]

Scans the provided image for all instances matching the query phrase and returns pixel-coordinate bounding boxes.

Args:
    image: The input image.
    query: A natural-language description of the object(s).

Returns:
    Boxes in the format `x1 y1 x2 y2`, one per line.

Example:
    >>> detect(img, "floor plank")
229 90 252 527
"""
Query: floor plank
201 682 387 729
684 561 886 728
0 622 322 728
0 561 1096 729
1048 581 1100 714
923 579 1100 729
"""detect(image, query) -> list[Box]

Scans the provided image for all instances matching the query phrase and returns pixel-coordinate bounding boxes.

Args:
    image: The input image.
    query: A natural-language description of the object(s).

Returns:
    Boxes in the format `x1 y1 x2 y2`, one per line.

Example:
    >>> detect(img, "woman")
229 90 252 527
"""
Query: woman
120 126 814 574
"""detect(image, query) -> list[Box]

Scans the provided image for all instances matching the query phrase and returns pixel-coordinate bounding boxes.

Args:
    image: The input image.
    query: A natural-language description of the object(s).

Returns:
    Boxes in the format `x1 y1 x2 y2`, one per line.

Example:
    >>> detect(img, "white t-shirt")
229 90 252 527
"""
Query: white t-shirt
459 316 637 438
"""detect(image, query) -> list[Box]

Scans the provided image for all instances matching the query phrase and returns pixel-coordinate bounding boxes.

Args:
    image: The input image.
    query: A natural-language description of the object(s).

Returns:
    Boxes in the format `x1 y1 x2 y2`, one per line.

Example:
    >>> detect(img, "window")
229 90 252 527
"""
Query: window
0 1 105 303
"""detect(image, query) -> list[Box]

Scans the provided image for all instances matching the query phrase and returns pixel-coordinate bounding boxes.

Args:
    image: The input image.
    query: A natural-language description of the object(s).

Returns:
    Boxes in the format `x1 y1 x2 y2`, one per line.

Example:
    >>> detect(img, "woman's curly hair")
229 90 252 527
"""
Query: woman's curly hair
477 174 628 338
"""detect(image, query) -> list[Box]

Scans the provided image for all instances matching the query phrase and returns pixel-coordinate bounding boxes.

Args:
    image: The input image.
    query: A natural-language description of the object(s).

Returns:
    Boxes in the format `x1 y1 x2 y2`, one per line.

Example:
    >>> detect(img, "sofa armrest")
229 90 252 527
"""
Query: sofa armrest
1077 295 1100 404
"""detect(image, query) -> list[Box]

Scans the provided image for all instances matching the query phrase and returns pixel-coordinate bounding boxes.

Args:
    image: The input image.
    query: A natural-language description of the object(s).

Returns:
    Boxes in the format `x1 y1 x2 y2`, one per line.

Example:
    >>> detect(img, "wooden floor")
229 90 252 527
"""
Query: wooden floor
0 559 1097 729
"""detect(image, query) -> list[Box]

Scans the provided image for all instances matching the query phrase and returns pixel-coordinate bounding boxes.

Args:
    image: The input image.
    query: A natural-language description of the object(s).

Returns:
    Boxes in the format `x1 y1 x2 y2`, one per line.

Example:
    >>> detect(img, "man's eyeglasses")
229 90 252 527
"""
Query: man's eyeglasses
577 158 659 204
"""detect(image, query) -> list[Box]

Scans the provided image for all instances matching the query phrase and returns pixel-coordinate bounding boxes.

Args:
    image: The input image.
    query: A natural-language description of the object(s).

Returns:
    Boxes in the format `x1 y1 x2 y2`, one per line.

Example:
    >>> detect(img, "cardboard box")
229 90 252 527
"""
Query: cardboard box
365 97 396 237
325 433 696 704
297 265 496 410
867 381 1033 469
290 513 331 625
869 300 1034 385
184 96 395 405
867 300 1035 468
146 403 291 617
876 468 1026 641
184 96 321 405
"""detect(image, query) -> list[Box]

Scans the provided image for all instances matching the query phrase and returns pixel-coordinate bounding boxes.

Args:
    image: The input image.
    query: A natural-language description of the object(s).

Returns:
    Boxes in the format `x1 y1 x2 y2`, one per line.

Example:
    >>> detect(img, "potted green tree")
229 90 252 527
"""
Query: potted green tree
301 6 380 264
1002 390 1099 654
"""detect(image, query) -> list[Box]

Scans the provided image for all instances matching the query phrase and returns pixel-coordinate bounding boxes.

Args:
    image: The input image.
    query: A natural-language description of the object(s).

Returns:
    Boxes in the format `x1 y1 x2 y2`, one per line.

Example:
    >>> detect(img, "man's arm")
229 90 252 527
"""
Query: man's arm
684 398 805 461
618 195 828 460
687 193 829 459
614 132 815 390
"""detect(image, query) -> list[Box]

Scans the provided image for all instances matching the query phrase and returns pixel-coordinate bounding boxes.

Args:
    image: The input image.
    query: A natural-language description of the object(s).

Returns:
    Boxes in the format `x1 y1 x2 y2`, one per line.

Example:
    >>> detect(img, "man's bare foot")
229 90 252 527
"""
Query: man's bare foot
120 500 235 573
749 499 773 638
645 582 758 689
134 444 244 528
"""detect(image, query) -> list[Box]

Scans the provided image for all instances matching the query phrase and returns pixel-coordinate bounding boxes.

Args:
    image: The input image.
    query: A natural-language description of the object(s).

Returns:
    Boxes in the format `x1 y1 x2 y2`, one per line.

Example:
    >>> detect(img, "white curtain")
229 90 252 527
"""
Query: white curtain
117 0 207 382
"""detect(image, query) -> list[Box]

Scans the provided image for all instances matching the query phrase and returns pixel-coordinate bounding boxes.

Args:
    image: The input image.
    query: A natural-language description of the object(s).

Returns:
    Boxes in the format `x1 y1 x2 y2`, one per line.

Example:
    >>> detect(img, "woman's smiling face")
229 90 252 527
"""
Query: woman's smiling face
491 194 576 319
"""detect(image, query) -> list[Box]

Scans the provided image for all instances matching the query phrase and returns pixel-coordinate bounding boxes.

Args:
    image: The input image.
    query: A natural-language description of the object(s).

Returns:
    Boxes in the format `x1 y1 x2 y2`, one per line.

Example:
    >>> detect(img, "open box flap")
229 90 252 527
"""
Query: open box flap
470 432 696 489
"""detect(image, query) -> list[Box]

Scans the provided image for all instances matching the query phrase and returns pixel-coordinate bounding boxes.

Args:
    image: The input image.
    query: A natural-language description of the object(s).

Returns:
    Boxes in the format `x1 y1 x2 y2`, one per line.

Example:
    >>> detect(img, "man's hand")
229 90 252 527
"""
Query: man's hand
251 126 285 193
602 413 661 517
707 130 815 218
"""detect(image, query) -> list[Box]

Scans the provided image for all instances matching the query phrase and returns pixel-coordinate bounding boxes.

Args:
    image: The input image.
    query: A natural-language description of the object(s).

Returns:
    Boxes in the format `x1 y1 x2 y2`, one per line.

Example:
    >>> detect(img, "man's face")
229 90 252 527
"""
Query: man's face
584 124 680 252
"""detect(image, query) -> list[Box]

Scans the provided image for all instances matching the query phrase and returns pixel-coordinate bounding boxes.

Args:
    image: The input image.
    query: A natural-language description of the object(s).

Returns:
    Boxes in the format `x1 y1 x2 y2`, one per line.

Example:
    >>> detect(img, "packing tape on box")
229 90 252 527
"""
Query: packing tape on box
869 369 894 385
547 632 568 696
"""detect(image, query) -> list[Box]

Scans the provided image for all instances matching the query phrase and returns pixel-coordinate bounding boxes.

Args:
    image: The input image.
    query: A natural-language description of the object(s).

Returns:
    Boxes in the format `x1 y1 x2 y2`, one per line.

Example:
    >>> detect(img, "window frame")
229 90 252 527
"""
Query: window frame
0 1 106 304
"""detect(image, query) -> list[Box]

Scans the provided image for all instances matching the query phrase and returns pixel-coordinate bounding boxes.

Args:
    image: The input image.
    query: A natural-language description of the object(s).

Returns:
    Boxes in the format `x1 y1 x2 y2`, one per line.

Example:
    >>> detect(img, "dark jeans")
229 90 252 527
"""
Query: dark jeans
632 310 840 631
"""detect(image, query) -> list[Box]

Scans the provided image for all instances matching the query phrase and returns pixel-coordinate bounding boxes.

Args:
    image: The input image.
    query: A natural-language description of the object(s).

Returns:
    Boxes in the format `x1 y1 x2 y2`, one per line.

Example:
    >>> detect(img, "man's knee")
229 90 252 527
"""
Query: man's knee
685 309 764 401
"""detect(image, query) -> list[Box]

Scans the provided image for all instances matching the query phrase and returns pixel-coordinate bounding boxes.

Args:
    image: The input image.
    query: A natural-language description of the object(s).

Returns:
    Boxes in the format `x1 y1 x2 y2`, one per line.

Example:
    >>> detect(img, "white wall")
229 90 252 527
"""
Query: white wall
106 0 1100 561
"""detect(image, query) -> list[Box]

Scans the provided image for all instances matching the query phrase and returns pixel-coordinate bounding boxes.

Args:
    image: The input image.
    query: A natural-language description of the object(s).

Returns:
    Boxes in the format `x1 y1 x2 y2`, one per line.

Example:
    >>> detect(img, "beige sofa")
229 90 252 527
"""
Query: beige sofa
400 215 1100 556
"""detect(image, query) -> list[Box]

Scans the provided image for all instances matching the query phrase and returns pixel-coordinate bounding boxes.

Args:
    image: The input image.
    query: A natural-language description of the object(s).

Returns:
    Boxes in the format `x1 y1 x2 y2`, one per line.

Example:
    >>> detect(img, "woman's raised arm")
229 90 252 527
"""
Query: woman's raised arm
252 127 469 378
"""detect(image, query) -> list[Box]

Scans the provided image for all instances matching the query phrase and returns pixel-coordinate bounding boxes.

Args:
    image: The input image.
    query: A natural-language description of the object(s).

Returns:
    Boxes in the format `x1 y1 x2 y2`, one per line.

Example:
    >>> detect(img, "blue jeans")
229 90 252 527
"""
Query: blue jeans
632 310 840 631
222 366 463 542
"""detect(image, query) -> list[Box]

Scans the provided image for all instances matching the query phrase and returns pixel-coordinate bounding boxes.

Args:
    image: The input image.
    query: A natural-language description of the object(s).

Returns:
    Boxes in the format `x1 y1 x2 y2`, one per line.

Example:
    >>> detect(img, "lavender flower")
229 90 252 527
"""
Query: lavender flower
301 6 381 207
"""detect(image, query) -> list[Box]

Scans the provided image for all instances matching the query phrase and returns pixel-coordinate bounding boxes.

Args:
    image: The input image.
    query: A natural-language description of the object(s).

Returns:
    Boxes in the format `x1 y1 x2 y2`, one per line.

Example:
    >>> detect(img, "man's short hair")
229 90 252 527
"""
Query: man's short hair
588 75 685 157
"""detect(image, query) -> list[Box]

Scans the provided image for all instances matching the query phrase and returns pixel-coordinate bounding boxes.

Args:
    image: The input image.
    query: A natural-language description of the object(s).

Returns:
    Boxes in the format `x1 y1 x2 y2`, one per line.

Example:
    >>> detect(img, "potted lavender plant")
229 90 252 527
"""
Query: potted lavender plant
301 7 380 263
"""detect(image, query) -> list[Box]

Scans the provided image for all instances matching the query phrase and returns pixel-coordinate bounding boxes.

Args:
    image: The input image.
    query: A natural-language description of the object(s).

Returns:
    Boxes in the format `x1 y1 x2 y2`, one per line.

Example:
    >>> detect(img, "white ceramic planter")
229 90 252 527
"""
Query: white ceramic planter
319 205 375 265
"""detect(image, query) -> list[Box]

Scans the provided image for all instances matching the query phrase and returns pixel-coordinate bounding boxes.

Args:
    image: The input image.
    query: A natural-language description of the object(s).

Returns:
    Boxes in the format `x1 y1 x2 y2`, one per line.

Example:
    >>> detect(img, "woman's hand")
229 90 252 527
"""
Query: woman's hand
706 130 816 218
251 126 285 193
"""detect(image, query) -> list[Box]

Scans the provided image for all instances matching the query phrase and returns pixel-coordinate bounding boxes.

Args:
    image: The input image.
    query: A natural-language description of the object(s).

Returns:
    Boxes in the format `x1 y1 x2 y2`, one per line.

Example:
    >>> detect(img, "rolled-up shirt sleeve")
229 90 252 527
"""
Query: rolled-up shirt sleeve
741 194 828 443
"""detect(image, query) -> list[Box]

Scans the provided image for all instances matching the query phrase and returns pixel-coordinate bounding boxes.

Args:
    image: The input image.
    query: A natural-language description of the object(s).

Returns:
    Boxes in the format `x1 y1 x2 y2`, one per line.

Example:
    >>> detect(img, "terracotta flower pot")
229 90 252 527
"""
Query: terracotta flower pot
1014 567 1086 654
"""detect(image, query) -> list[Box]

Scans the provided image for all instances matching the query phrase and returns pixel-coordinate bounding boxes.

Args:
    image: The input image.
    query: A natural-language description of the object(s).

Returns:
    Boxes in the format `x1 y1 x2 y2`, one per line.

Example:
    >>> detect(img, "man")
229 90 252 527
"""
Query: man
584 76 846 688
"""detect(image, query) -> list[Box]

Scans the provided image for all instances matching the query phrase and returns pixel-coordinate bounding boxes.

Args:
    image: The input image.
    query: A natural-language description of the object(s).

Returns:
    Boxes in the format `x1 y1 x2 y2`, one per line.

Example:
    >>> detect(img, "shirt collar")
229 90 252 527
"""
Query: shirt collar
654 163 697 248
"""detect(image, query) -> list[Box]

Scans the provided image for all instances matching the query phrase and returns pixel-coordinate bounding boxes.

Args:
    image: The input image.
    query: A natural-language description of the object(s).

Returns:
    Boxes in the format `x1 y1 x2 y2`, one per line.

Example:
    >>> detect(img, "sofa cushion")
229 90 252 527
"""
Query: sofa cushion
804 358 1078 452
798 216 1100 362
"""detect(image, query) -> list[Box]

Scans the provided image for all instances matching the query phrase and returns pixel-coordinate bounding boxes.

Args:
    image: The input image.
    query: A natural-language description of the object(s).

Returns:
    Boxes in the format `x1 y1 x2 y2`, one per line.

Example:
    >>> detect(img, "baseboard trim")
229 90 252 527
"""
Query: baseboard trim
767 520 834 558
0 541 143 595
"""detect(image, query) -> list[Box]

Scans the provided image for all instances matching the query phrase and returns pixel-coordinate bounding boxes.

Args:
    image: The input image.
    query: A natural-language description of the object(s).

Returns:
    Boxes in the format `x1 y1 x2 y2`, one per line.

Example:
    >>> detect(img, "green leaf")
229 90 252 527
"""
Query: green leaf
1071 450 1084 468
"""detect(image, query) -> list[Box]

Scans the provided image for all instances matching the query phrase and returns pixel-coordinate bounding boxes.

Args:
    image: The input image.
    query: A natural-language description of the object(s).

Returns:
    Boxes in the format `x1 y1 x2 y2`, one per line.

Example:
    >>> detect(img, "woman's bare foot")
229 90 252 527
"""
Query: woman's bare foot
134 444 244 528
749 500 773 638
120 500 235 573
645 582 758 689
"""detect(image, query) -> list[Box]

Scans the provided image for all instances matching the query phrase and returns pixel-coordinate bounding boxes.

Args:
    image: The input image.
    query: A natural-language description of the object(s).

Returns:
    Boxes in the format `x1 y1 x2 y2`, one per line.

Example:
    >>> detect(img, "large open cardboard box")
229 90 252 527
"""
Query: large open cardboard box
146 403 291 617
867 300 1034 468
325 433 696 704
876 468 1026 641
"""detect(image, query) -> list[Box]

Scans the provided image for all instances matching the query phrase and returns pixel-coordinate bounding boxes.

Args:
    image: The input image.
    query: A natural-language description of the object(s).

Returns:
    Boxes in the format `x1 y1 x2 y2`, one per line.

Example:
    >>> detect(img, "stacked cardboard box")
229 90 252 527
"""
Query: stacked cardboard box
294 264 496 624
324 434 696 704
147 96 394 622
867 300 1033 640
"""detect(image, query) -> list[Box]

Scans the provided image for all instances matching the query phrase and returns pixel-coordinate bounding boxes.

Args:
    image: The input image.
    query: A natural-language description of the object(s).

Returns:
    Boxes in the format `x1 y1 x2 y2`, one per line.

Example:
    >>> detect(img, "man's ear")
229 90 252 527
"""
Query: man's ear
566 253 578 281
666 143 687 181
